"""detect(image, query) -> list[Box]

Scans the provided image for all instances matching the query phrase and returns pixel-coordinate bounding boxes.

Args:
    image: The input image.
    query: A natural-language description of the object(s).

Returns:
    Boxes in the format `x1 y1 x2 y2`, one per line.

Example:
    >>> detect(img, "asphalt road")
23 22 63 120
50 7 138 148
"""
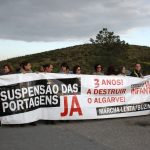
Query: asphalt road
0 115 150 150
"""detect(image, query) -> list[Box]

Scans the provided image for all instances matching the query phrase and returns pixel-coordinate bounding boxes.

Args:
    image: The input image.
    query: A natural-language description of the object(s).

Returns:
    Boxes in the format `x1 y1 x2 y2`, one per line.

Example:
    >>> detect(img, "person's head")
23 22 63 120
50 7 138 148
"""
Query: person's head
43 64 53 73
3 64 13 74
39 65 44 72
107 65 116 75
135 63 141 72
21 61 32 71
66 65 70 74
60 63 68 73
119 66 126 75
73 65 81 74
94 64 103 73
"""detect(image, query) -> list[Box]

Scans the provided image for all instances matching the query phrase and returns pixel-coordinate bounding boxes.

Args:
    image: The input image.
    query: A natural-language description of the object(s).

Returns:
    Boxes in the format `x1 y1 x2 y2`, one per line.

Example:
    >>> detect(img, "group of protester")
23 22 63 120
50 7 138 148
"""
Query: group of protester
0 62 144 126
0 61 143 78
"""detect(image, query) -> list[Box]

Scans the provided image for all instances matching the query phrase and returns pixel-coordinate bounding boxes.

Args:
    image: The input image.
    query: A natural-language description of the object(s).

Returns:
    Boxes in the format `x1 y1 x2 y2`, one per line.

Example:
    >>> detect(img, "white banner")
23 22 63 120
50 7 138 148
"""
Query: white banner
0 73 150 124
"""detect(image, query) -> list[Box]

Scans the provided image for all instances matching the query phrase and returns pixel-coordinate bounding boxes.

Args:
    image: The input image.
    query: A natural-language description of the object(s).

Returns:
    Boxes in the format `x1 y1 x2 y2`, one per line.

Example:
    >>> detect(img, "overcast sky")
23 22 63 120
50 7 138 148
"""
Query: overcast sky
0 0 150 60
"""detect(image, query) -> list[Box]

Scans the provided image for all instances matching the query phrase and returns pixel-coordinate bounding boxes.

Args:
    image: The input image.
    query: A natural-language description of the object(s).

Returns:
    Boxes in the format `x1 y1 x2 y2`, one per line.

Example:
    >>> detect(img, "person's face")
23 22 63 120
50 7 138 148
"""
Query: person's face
49 65 53 73
46 65 53 73
3 66 10 73
24 63 32 71
135 64 141 71
96 65 102 72
76 67 81 74
40 66 44 72
61 66 67 73
122 67 126 74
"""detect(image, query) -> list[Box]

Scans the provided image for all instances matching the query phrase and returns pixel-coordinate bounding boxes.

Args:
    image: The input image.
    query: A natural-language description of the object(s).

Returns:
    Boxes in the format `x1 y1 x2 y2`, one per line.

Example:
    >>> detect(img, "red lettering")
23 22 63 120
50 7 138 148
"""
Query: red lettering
70 96 83 116
61 96 68 117
94 79 100 88
87 89 92 94
61 96 83 117
94 89 98 94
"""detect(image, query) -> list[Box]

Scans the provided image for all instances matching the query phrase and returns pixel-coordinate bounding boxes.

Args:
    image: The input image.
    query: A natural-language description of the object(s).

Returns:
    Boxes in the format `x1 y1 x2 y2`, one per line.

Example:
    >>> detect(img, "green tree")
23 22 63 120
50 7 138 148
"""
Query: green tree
90 28 128 52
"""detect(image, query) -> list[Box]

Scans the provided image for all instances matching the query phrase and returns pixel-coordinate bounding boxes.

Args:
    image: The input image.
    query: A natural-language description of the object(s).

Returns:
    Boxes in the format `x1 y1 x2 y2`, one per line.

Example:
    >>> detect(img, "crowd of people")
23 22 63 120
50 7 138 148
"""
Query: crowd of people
0 62 145 126
0 61 144 78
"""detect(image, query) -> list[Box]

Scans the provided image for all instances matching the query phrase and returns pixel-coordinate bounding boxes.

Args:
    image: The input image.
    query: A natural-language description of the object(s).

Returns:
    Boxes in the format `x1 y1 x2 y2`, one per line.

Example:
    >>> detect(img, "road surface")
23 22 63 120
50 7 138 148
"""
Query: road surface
0 115 150 150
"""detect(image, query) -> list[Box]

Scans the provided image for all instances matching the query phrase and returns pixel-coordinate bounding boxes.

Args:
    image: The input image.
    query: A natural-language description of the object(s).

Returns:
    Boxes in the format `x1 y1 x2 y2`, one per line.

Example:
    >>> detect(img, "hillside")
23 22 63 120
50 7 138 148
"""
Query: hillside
0 44 150 75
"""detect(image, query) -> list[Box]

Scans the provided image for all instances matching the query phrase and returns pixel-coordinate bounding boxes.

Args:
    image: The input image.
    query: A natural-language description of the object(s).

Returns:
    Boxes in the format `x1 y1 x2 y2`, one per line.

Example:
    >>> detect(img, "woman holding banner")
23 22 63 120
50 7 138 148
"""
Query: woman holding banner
93 64 104 75
73 65 81 74
0 64 14 75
